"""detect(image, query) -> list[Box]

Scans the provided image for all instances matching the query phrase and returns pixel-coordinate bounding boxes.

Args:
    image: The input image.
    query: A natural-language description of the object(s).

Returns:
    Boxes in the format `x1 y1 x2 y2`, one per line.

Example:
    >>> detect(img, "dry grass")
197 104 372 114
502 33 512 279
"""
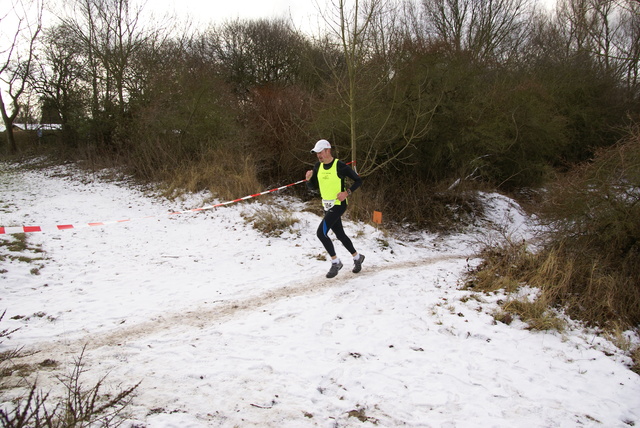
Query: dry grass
632 348 640 375
354 174 486 232
527 244 640 327
244 203 300 237
465 237 638 332
535 130 640 327
159 147 262 202
465 240 566 331
467 128 640 335
604 326 640 375
500 298 566 331
464 240 536 294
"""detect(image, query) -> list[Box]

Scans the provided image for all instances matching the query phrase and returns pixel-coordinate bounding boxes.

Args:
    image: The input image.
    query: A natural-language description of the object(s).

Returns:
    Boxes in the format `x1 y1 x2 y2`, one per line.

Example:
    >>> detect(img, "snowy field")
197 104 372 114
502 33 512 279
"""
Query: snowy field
1 160 639 427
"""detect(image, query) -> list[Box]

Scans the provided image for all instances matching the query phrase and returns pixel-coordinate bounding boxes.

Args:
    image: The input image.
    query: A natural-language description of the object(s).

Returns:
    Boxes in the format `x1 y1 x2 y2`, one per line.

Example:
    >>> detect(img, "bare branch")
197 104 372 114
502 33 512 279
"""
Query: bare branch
0 0 43 154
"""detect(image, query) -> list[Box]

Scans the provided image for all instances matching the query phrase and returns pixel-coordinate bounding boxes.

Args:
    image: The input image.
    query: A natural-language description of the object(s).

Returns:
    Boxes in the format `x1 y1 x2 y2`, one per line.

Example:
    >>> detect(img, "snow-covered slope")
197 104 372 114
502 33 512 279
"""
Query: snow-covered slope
1 162 638 427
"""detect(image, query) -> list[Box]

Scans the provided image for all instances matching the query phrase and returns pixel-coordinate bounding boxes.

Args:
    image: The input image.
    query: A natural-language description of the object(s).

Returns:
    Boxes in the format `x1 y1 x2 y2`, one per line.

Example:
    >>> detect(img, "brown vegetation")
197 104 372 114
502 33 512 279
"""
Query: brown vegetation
464 128 640 370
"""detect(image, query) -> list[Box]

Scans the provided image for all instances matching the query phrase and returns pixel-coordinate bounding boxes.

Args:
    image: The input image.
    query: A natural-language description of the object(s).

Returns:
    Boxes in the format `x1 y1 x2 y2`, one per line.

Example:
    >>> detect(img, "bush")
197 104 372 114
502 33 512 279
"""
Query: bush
466 125 640 329
243 84 314 186
537 127 640 326
244 202 300 237
358 172 486 232
0 347 139 428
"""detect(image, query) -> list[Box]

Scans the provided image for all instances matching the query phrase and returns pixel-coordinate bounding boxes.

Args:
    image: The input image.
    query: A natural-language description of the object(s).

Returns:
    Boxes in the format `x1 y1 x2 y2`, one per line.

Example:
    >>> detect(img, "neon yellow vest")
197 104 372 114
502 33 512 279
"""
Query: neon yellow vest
318 159 344 205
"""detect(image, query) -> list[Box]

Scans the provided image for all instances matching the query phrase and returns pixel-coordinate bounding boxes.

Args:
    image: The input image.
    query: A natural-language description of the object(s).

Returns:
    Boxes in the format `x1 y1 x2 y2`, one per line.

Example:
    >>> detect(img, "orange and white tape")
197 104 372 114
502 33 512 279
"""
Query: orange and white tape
0 179 307 235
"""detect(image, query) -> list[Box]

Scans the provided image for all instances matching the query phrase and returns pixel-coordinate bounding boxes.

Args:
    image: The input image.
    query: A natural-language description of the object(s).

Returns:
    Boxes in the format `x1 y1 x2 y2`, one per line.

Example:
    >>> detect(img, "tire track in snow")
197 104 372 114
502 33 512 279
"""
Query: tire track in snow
14 254 470 364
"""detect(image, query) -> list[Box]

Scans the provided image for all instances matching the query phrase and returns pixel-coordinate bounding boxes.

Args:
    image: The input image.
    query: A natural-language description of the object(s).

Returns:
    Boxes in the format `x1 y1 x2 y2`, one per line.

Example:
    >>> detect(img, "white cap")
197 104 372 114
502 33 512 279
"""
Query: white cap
310 139 331 153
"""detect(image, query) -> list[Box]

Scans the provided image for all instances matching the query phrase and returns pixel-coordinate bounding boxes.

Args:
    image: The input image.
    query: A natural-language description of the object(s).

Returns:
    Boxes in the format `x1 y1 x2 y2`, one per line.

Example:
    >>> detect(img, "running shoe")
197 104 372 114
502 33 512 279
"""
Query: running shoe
326 261 343 278
352 254 365 273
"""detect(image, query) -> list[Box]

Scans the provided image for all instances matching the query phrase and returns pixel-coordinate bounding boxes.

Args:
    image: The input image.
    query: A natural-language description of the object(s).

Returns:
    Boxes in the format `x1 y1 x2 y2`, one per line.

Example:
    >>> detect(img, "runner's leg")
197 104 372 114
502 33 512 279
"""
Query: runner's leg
317 209 340 257
317 204 356 255
330 216 356 254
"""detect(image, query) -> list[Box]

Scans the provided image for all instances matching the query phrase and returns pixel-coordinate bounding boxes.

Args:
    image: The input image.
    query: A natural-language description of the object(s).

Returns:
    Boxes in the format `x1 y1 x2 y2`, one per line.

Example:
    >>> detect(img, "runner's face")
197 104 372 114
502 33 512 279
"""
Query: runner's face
317 148 332 163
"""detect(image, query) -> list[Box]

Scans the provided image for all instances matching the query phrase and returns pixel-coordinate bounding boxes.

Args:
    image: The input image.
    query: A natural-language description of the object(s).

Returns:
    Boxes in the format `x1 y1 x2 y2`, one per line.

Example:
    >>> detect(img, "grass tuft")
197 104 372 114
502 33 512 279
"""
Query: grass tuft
244 203 300 237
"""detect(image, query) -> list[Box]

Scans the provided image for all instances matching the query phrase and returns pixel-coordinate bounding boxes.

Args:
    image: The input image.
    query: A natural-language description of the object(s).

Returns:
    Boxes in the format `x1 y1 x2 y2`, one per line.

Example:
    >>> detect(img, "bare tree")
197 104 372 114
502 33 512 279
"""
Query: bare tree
619 0 640 92
55 0 155 147
423 0 534 63
598 0 640 91
555 0 640 91
0 0 42 154
99 0 148 116
207 18 308 95
30 24 88 147
556 0 615 67
316 0 383 173
422 0 470 55
317 0 437 176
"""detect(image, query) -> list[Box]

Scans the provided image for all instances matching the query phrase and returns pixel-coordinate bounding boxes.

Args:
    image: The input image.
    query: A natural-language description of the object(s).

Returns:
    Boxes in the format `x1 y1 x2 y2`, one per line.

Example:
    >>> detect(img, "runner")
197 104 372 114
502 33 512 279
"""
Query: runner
305 139 365 278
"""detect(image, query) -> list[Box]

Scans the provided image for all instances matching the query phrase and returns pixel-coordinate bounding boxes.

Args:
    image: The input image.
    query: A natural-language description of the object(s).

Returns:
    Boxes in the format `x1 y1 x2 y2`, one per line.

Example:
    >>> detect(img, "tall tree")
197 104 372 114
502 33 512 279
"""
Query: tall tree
0 0 42 154
619 0 640 93
318 0 438 176
206 18 308 95
57 0 154 148
422 0 533 63
319 0 383 173
30 24 87 147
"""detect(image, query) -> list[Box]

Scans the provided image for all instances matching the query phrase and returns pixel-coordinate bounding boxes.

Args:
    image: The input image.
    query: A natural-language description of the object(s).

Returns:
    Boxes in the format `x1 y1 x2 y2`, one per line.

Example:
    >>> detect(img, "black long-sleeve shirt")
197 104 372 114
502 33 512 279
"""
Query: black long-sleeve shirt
307 159 362 197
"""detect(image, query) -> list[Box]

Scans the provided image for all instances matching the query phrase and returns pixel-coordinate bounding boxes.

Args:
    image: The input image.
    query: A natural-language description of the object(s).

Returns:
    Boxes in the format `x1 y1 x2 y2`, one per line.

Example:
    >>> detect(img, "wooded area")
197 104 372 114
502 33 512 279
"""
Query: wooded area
1 0 639 219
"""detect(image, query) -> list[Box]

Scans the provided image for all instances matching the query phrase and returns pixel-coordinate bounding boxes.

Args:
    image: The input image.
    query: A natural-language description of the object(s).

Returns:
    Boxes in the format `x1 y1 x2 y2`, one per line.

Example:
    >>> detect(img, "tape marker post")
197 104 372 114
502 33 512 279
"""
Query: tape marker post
0 179 308 235
1 160 356 235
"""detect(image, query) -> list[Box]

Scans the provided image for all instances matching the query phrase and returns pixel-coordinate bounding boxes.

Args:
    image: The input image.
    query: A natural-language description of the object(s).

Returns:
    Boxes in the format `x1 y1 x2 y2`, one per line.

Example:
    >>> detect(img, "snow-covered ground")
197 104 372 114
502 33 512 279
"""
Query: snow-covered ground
1 161 639 427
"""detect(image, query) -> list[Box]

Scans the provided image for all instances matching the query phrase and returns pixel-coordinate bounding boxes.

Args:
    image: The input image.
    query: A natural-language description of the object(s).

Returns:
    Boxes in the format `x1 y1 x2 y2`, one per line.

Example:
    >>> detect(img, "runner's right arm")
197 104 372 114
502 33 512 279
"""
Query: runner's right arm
306 162 320 191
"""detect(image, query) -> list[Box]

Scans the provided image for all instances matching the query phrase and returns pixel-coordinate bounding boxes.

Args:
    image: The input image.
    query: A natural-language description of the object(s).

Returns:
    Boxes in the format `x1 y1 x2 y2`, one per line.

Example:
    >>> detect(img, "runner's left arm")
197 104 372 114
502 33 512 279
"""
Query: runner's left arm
338 161 362 193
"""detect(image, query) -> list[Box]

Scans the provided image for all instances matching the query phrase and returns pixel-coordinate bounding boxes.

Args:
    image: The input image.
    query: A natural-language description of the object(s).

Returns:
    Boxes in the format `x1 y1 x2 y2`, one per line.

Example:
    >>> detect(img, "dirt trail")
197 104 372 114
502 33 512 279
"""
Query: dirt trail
14 254 469 366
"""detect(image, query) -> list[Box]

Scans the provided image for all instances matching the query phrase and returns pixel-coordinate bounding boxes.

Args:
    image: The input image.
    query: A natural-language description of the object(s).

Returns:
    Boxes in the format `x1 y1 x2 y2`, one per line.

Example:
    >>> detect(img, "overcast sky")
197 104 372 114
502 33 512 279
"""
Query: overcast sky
149 0 555 33
2 0 557 53
143 0 322 34
154 0 312 21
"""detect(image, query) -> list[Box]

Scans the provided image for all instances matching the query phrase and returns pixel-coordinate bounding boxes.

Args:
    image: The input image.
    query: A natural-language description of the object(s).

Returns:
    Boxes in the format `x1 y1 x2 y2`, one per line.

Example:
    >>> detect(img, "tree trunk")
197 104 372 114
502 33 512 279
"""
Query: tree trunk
0 93 18 154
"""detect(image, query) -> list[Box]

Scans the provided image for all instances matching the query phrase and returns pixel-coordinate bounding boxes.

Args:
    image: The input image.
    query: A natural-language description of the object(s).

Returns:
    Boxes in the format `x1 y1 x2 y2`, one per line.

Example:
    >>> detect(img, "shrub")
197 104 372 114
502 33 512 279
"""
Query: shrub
1 236 139 427
466 125 640 329
536 127 640 327
357 172 486 232
0 348 139 427
244 203 300 237
1 340 139 428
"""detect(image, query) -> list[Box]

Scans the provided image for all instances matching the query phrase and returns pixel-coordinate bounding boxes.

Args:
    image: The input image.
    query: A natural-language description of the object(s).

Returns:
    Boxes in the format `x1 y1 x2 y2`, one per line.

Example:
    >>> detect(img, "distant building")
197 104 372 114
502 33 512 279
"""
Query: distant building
0 123 62 132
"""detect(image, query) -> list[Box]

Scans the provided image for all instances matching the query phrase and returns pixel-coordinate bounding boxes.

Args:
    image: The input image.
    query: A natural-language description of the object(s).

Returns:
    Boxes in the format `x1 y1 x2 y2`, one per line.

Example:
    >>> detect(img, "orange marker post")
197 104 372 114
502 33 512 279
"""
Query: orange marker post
372 211 382 225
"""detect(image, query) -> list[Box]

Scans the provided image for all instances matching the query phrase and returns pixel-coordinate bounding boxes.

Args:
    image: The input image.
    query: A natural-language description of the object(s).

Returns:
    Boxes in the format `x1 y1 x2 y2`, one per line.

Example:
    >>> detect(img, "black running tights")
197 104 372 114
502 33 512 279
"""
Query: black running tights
316 204 356 258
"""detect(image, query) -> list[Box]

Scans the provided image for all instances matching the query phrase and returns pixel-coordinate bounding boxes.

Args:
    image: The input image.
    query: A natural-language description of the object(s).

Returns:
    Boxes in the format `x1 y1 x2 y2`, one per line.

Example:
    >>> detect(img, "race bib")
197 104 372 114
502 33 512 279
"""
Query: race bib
322 199 336 211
